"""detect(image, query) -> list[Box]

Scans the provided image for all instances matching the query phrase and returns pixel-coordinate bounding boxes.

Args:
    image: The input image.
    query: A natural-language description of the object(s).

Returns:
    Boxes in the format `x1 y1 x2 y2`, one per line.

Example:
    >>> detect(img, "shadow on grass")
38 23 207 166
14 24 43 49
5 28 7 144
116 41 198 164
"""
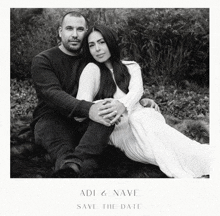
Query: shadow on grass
11 144 168 178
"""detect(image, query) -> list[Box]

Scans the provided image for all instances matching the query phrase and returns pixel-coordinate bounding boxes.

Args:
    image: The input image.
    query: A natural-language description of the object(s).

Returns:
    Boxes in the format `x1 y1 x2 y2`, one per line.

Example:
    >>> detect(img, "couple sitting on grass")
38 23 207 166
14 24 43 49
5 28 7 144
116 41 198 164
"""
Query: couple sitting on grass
31 11 211 178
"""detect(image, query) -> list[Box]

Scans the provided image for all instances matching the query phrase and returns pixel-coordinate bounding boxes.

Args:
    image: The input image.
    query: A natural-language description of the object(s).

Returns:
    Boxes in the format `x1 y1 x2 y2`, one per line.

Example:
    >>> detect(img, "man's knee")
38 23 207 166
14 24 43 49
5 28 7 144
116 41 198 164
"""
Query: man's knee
34 115 78 159
89 121 115 134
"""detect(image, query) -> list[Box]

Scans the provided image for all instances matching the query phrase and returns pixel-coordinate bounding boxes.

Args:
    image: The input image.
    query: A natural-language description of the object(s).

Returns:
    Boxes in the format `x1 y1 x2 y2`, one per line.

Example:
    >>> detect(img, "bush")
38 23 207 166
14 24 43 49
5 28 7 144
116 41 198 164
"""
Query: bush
143 84 209 119
117 9 209 86
11 79 37 136
10 8 209 86
10 8 60 79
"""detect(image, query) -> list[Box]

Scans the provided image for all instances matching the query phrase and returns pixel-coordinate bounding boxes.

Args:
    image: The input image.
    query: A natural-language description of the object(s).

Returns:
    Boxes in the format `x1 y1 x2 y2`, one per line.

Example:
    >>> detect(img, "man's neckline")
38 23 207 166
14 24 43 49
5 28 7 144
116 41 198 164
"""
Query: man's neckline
58 45 81 57
57 47 81 58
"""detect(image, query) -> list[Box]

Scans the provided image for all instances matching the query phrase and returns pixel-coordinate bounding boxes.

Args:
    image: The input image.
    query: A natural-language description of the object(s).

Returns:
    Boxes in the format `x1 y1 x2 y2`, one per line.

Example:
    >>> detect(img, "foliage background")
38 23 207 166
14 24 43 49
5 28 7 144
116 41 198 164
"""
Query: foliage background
11 8 209 85
10 8 209 136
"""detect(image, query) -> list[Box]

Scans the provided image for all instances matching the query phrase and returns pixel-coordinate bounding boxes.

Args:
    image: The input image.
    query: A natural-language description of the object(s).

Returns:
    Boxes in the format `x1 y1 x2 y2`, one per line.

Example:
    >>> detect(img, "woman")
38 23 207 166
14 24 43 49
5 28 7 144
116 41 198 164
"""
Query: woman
76 25 211 178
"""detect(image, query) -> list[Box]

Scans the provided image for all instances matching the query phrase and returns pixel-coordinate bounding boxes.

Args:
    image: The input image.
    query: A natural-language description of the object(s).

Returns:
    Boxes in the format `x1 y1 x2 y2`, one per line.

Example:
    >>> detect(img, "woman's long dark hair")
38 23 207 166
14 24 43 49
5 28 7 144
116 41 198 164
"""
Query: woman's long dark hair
82 25 131 100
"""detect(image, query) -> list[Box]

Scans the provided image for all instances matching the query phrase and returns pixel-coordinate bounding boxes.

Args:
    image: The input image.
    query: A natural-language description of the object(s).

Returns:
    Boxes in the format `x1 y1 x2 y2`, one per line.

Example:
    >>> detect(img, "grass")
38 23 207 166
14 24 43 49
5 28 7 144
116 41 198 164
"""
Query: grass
10 79 209 178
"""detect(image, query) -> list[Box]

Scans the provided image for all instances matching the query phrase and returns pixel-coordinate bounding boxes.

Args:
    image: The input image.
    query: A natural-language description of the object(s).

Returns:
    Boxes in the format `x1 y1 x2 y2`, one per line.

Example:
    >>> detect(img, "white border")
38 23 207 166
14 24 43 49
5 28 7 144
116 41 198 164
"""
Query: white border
1 1 220 215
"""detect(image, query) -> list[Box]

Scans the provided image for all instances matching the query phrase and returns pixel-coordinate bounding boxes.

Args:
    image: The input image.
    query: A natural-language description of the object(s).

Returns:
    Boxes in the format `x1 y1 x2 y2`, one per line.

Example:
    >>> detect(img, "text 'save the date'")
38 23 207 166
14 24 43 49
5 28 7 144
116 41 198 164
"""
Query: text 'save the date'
77 203 141 210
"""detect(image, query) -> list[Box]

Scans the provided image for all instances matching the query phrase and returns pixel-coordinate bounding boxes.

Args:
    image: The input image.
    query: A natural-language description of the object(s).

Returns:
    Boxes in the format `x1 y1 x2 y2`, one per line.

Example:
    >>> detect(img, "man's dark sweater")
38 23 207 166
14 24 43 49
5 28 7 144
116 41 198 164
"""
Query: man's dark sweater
31 46 93 128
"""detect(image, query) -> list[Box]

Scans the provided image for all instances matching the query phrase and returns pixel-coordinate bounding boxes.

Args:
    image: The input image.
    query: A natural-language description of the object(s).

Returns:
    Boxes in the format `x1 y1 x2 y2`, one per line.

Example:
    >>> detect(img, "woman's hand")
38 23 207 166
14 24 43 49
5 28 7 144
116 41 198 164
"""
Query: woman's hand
140 98 160 112
98 98 126 125
89 101 112 126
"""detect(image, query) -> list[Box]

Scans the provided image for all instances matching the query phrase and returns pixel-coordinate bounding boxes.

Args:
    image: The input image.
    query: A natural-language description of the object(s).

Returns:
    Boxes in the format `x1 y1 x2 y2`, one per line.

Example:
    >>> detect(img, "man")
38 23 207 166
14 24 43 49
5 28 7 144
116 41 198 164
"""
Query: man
31 11 118 178
31 11 159 178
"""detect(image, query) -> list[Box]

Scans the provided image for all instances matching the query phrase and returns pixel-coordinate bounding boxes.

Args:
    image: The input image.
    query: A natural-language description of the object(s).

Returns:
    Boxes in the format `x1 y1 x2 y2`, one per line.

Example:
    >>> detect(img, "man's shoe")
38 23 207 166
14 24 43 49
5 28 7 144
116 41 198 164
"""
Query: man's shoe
51 167 79 178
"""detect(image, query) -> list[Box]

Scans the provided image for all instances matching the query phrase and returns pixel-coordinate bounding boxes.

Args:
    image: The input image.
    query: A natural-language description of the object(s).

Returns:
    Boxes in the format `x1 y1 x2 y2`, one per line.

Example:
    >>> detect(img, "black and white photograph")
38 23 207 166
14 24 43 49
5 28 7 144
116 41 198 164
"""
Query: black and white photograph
10 7 212 178
1 1 220 215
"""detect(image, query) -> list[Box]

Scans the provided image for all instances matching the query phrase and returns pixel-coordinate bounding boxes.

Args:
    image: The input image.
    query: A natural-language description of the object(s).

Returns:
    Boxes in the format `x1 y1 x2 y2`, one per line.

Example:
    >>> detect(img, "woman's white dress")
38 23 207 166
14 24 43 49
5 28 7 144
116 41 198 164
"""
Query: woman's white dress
76 61 211 178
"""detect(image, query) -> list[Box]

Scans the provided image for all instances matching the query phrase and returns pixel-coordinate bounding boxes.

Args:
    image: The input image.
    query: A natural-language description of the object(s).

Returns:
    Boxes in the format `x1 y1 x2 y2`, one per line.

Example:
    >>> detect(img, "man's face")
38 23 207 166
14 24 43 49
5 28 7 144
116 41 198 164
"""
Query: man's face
59 15 87 55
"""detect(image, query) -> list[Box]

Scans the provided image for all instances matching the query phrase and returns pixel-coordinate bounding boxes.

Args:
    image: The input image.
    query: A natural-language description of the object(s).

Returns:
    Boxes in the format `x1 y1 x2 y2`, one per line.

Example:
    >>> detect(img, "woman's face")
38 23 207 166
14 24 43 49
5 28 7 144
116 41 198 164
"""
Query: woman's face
88 31 111 65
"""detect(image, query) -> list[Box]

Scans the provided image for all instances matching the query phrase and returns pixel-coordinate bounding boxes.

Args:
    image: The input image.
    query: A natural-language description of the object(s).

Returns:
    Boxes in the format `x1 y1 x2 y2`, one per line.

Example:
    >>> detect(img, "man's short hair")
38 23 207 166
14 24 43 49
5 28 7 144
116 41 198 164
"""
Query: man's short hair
60 11 88 28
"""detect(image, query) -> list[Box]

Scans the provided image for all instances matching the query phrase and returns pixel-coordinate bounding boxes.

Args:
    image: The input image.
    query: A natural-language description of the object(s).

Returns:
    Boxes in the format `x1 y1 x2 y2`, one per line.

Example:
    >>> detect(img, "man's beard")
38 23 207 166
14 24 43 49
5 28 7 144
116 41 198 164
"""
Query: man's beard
64 42 82 54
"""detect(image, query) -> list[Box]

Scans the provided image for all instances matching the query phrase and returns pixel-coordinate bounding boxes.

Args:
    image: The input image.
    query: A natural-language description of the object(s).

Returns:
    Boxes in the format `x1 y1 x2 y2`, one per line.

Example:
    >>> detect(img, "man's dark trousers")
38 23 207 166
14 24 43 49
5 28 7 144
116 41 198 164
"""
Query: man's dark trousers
34 113 114 171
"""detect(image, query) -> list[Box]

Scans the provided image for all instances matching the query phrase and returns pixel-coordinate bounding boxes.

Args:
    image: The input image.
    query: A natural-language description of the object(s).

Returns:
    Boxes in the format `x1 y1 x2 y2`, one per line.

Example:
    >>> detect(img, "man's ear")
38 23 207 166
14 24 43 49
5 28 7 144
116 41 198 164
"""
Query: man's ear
58 26 62 38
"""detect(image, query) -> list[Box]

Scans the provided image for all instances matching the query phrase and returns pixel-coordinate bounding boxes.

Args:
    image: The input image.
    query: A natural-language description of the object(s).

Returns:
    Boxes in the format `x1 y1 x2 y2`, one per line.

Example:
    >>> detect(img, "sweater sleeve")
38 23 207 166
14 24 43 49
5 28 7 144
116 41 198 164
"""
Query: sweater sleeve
31 54 93 118
118 61 144 112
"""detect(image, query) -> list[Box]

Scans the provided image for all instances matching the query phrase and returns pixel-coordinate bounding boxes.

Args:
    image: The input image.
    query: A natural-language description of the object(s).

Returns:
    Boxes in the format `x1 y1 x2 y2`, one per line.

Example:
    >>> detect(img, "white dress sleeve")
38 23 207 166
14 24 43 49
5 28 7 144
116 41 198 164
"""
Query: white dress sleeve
76 63 101 102
75 63 101 121
117 61 144 112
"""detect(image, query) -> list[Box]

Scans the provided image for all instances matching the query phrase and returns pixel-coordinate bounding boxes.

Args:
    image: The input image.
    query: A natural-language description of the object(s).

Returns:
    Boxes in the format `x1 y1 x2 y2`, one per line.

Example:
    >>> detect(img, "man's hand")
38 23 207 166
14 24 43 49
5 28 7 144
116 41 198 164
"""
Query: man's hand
140 98 160 112
99 98 126 125
89 101 112 126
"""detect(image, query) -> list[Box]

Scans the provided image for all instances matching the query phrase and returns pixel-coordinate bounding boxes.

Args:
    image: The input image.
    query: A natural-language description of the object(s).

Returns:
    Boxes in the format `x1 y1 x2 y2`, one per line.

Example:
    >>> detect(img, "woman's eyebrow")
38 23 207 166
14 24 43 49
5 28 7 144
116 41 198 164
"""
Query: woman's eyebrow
97 38 104 42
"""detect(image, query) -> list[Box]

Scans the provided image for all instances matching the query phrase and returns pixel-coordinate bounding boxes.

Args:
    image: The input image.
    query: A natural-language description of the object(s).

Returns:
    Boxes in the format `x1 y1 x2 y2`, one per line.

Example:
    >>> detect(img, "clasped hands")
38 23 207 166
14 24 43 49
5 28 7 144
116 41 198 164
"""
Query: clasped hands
89 98 124 127
89 98 160 127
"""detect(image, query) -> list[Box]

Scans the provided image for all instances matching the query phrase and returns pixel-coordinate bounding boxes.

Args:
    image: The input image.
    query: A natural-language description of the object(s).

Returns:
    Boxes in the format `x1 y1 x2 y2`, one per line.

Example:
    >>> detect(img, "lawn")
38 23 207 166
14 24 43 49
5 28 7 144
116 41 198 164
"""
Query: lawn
10 78 209 178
